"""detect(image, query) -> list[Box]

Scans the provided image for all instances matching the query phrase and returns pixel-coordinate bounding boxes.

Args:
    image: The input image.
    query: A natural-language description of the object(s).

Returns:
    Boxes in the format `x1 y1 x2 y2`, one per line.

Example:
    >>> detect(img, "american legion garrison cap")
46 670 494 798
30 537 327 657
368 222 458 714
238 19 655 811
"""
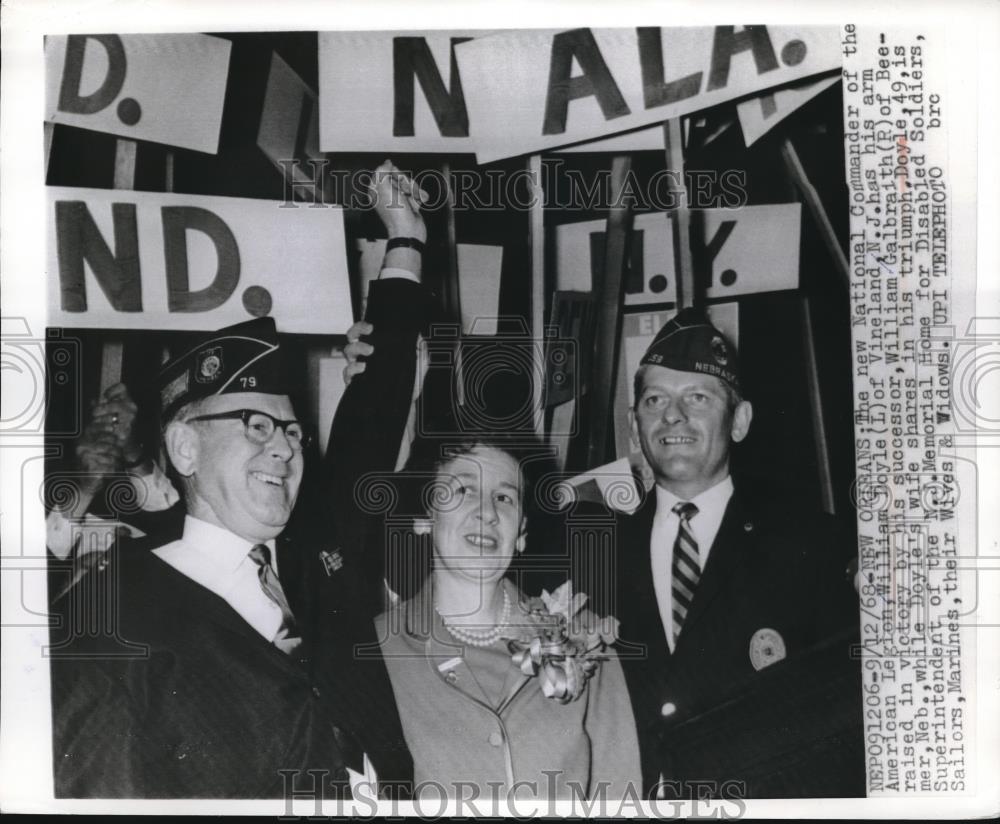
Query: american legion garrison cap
639 307 741 392
158 317 289 421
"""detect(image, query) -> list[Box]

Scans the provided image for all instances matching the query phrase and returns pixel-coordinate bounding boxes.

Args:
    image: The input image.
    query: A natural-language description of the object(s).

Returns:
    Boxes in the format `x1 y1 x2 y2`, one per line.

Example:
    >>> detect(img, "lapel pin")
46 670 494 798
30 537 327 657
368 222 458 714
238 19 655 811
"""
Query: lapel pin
749 627 786 671
320 548 344 576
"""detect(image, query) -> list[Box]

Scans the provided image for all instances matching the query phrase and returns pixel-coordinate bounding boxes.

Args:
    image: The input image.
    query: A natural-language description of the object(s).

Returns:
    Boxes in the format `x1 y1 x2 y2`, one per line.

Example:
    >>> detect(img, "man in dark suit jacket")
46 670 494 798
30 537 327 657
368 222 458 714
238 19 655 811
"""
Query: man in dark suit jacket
51 309 414 798
613 308 863 799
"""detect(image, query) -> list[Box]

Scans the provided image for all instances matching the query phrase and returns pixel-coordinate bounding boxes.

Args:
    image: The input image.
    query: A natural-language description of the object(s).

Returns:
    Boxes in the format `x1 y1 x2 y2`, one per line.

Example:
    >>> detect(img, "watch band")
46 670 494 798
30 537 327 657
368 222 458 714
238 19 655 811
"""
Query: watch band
385 236 426 254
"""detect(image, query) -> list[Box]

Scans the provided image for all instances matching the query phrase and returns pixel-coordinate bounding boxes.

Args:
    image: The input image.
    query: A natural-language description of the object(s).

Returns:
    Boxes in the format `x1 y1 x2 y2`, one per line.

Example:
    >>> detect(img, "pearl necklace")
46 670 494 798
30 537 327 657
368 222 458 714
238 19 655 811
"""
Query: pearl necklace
438 590 511 648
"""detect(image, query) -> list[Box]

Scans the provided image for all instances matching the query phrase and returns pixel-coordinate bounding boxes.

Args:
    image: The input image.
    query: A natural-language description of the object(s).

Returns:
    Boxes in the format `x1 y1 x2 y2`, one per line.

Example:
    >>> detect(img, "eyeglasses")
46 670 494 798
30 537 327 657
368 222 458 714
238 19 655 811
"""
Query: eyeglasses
185 409 311 451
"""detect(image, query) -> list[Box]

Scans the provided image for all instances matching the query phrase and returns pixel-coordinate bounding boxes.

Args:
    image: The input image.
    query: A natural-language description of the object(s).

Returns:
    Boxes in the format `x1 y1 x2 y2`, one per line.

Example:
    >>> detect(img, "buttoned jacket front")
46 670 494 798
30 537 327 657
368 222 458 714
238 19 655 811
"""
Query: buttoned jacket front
375 579 641 801
613 478 864 797
50 534 378 799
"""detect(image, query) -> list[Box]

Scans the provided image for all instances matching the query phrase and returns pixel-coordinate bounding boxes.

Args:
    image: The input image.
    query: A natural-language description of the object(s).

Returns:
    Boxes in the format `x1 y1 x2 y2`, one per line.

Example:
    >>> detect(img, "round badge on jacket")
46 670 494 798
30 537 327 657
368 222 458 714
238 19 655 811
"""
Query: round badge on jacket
749 627 787 671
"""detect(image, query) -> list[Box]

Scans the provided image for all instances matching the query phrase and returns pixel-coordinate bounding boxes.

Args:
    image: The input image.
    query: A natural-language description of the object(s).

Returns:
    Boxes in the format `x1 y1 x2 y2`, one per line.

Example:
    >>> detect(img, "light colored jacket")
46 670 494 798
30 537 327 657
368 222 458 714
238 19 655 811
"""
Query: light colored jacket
374 578 642 801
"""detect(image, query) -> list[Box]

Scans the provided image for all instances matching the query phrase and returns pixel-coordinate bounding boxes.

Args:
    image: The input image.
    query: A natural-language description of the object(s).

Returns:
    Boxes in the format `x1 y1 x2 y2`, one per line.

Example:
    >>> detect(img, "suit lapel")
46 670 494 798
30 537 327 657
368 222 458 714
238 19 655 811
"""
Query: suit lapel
618 493 671 663
276 534 324 644
674 491 753 647
276 535 306 617
148 552 303 672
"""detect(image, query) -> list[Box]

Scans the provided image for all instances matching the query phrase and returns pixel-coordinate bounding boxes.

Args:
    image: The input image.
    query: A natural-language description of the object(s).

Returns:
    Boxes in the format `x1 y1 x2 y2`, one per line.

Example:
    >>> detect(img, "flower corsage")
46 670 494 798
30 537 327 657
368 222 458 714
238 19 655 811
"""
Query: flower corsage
505 581 619 704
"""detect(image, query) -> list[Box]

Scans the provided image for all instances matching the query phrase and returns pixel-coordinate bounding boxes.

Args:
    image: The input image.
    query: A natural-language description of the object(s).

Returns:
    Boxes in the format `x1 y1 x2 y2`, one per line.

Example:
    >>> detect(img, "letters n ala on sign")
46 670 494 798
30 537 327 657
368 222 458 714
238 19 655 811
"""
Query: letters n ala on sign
454 25 843 161
319 26 841 158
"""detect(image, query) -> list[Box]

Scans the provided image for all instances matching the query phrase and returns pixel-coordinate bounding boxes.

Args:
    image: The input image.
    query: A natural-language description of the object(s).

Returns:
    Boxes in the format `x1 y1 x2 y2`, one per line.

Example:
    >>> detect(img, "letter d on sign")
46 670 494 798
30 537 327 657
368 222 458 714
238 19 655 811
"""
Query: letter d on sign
162 207 241 312
58 35 127 116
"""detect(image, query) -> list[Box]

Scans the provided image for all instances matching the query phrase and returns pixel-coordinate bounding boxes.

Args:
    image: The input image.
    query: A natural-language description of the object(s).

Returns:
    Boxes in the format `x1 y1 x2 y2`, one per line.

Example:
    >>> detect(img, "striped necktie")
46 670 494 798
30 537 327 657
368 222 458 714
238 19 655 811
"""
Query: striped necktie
248 544 302 654
670 502 700 645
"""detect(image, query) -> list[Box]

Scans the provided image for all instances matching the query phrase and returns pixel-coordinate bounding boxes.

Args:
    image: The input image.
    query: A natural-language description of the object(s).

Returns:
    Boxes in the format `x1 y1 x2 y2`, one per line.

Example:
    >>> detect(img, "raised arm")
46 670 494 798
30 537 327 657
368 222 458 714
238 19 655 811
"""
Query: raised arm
325 162 432 605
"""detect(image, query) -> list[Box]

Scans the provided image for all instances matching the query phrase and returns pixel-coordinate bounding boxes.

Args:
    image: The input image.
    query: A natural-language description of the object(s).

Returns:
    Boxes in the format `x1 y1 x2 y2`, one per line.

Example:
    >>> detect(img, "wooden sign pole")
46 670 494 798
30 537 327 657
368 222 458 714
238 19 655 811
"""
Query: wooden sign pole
800 294 836 514
663 119 697 310
165 150 175 193
780 137 850 290
97 137 140 396
779 137 839 515
113 138 138 189
438 161 466 410
440 161 462 323
585 154 633 469
528 154 546 438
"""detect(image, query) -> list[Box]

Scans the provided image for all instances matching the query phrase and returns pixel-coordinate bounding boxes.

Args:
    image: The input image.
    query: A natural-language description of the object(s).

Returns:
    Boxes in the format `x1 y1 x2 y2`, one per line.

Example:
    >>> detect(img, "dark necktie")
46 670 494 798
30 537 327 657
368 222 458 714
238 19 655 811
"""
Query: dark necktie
248 544 302 654
670 501 700 644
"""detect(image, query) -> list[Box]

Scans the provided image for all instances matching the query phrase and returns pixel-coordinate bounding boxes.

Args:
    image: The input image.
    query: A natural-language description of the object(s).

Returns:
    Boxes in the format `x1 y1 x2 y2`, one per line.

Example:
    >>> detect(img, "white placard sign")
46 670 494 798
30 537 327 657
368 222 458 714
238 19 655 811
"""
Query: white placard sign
456 244 504 335
737 73 840 146
555 123 666 153
319 30 668 156
555 204 801 306
319 30 488 153
566 456 642 514
258 52 323 199
356 238 503 333
455 26 842 162
44 34 231 154
47 186 351 334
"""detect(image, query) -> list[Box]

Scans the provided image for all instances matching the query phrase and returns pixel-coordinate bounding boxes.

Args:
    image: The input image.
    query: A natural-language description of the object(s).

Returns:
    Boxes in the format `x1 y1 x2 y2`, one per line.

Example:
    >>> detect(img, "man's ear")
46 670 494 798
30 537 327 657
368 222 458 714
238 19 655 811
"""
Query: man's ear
413 517 432 536
164 421 199 477
731 400 753 443
628 407 640 452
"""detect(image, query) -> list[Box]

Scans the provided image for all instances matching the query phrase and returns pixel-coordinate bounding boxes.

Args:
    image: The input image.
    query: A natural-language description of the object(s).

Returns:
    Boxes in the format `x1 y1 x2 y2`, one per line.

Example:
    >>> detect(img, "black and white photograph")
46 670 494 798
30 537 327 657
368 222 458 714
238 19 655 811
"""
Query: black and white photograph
1 1 997 817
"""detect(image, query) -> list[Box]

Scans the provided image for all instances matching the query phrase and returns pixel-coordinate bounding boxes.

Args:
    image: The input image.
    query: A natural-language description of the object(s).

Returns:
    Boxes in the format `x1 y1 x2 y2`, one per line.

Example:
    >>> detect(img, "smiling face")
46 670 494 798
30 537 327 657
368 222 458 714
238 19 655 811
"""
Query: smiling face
166 392 304 543
631 366 752 500
428 446 526 585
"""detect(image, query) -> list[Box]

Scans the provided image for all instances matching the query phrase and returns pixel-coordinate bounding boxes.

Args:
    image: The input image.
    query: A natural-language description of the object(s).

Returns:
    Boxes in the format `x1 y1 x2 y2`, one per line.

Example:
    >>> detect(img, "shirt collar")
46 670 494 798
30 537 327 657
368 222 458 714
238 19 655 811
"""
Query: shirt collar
181 515 277 574
654 475 734 520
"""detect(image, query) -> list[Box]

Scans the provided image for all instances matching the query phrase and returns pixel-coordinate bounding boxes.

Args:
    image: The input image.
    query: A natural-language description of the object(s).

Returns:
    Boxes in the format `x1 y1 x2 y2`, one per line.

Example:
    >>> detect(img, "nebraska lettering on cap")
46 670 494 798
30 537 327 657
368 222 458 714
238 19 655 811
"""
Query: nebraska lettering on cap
158 317 289 421
639 307 741 392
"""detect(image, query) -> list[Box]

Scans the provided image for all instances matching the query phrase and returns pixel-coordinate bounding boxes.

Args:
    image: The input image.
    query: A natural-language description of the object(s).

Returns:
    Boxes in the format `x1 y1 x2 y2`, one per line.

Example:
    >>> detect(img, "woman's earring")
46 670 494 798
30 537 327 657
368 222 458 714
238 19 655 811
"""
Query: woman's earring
413 518 432 536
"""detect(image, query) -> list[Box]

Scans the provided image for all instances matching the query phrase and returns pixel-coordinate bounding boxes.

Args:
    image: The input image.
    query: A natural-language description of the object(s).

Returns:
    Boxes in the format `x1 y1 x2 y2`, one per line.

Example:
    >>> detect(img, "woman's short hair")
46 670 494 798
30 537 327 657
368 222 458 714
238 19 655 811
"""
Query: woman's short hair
387 432 554 600
401 431 550 517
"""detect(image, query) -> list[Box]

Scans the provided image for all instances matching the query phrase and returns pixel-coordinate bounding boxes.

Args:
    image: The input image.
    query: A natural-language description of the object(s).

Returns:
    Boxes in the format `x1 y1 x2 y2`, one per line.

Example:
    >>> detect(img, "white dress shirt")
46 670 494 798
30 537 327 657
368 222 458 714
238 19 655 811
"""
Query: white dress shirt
154 515 284 643
650 476 734 652
154 518 379 792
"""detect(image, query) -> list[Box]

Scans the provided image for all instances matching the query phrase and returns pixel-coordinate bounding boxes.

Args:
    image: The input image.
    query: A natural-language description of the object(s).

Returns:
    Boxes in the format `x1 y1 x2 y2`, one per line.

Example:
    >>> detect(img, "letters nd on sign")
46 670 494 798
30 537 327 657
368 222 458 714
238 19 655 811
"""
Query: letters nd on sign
454 26 843 163
555 204 802 306
47 187 352 335
44 34 231 154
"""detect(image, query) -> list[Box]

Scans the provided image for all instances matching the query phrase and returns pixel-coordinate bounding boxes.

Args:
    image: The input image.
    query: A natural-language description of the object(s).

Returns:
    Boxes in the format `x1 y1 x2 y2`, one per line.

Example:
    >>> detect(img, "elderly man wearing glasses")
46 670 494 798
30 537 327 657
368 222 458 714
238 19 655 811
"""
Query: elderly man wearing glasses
51 315 414 800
